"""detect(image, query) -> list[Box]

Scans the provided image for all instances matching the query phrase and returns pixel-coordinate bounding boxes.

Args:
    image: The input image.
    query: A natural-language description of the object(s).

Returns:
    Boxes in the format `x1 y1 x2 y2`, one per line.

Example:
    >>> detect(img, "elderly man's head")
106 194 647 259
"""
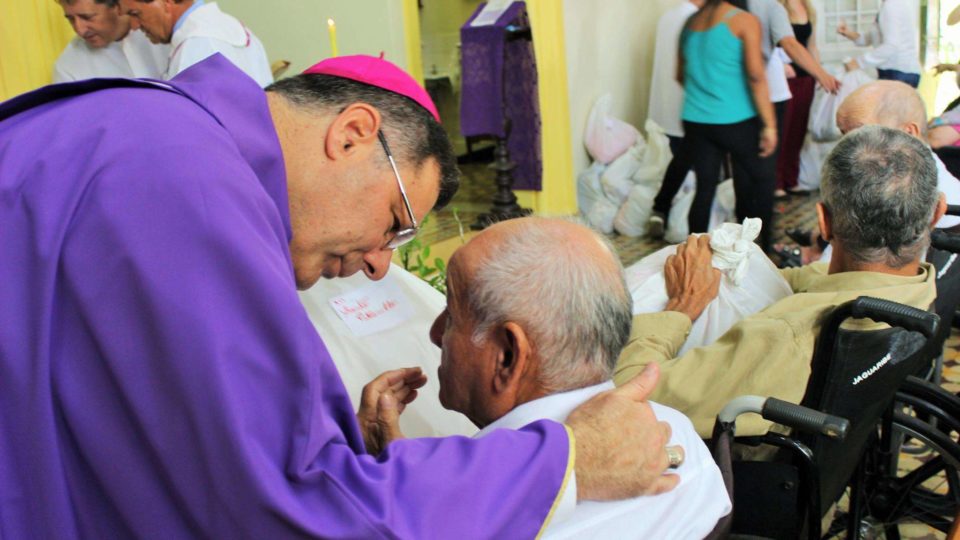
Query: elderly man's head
428 218 633 428
836 80 928 139
265 71 459 288
118 0 190 44
58 0 129 48
820 126 944 268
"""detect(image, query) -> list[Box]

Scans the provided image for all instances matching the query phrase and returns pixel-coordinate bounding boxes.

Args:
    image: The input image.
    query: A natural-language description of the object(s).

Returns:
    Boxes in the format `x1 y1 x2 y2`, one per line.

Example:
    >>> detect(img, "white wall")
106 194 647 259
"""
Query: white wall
563 0 680 176
216 0 409 77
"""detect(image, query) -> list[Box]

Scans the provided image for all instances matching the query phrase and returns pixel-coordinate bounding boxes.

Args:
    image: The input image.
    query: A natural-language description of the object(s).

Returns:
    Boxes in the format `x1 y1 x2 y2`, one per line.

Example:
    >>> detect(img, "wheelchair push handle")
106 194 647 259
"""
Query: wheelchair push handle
762 397 849 440
849 297 938 338
717 396 850 440
931 229 960 254
946 204 960 216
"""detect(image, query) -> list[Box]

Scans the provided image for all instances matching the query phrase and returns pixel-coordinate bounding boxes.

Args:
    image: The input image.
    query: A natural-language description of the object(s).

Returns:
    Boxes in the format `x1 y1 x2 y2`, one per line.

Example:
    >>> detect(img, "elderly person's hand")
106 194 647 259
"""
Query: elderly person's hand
357 367 426 455
566 363 682 500
664 235 721 322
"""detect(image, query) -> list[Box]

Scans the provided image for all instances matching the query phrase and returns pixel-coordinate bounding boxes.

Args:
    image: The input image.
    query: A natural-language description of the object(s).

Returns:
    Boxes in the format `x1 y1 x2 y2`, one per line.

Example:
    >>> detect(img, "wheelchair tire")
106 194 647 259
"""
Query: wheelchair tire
863 402 960 534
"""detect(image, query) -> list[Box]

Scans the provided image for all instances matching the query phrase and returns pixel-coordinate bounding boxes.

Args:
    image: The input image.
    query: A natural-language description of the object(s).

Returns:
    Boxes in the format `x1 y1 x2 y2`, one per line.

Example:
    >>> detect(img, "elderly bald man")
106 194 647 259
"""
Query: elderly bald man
837 81 960 229
359 217 731 538
793 80 960 263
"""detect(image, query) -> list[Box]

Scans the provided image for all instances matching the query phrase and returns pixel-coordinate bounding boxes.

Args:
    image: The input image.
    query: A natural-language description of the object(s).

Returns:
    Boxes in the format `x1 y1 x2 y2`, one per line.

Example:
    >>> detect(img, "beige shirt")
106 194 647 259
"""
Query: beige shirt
614 262 936 437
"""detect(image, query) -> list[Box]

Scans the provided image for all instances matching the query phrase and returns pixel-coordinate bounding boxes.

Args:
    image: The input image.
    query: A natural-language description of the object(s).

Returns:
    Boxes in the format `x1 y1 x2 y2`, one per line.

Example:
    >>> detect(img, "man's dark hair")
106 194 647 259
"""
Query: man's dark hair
265 74 460 209
821 126 939 268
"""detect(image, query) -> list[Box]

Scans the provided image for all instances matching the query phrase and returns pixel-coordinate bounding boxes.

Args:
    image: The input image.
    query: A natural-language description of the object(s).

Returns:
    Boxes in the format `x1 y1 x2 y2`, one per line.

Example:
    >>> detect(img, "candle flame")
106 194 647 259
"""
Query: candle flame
328 18 335 28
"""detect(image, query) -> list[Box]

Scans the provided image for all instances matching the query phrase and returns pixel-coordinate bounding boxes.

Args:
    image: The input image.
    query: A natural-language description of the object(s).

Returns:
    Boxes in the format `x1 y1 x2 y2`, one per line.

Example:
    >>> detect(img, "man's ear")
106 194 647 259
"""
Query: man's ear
492 322 531 395
323 103 381 160
932 193 948 229
901 122 923 139
816 202 832 241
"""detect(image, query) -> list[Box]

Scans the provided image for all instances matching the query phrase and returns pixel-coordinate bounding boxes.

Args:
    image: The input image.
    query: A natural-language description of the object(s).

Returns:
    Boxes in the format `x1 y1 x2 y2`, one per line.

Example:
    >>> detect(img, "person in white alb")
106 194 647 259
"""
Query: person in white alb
119 0 273 87
648 0 702 155
358 217 731 539
53 0 169 82
838 0 921 88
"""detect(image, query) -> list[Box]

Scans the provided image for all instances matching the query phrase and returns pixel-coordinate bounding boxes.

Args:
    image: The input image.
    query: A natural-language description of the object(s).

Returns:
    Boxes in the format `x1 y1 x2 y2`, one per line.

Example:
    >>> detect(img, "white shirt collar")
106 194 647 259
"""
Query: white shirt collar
474 381 613 438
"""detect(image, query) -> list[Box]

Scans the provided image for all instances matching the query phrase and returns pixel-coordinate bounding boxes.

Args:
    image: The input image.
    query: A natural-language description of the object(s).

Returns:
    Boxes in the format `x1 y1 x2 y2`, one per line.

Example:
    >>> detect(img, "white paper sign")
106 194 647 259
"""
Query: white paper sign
470 0 515 27
328 276 416 337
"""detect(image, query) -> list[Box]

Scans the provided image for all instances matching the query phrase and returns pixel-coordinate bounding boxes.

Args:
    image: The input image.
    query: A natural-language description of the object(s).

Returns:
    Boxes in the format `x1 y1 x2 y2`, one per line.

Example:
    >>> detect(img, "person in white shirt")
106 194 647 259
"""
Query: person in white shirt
118 0 273 87
358 217 731 539
838 0 921 88
53 0 169 82
648 0 702 155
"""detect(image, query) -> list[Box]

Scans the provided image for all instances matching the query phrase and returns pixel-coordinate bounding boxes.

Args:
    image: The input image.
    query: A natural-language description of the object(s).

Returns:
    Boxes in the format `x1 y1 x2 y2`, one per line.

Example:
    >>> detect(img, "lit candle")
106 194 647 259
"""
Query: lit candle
327 18 338 57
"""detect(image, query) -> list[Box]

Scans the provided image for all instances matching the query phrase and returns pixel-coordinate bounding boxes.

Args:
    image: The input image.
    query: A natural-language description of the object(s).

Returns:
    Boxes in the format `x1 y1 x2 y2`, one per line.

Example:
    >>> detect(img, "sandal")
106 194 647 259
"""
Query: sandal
772 244 803 268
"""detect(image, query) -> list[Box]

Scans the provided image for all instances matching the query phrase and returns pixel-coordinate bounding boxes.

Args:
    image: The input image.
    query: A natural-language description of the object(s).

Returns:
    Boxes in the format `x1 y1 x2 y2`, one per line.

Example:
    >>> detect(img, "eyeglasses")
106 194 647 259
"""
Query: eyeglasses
378 131 419 250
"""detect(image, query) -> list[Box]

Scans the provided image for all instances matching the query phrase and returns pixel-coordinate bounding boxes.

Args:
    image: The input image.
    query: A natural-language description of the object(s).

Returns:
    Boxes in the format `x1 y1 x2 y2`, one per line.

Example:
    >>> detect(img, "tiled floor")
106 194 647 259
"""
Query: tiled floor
428 163 956 537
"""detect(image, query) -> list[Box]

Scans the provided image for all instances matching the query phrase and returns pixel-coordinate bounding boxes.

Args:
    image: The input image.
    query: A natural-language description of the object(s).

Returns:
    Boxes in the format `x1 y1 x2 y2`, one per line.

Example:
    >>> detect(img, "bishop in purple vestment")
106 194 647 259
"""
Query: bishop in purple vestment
0 54 677 538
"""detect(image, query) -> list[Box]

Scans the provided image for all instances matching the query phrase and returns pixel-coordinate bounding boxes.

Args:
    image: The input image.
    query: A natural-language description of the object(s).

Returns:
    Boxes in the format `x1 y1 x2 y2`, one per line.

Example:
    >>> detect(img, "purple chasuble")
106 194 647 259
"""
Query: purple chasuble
0 55 570 538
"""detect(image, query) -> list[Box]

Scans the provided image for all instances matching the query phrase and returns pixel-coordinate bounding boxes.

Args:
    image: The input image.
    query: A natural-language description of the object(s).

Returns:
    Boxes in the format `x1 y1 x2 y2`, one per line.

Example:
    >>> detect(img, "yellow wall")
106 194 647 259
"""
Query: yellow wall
516 0 578 215
0 0 74 101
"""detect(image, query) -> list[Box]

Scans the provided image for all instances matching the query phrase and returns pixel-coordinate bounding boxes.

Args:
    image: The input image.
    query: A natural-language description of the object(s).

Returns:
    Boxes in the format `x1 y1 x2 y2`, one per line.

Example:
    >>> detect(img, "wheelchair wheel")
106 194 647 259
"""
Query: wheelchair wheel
862 396 960 536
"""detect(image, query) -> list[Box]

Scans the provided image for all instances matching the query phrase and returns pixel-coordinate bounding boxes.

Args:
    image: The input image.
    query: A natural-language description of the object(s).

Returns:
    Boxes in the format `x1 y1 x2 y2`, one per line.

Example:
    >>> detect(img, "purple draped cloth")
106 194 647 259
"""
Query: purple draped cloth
0 55 570 538
460 1 543 191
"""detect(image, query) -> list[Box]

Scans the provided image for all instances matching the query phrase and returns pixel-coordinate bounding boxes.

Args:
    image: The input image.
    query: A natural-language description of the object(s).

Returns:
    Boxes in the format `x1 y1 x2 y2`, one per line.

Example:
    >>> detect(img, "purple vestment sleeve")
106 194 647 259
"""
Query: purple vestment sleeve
0 56 571 538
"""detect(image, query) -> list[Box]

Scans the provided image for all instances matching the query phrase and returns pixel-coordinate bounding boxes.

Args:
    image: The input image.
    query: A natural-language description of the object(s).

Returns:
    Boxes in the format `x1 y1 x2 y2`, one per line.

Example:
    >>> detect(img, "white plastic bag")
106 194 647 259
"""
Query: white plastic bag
614 183 660 237
585 93 641 164
626 219 793 355
709 179 737 232
665 172 697 243
808 69 873 142
797 136 838 191
576 161 607 215
665 176 737 243
586 198 619 234
633 119 673 187
601 141 645 203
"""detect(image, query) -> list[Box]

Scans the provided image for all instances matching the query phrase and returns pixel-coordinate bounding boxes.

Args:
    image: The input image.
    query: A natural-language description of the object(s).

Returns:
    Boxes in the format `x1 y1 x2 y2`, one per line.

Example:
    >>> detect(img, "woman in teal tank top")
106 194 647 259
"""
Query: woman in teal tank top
650 0 779 252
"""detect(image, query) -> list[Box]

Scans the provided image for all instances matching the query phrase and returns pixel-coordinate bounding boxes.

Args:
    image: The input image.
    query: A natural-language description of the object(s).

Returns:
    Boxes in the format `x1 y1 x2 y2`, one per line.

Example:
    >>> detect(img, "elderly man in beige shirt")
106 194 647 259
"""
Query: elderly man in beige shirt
615 126 944 437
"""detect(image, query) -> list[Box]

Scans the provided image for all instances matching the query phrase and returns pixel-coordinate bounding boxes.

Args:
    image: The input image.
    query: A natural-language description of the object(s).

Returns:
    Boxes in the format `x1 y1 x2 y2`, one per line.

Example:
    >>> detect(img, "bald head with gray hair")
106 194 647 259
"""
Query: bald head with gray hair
465 217 633 393
836 80 929 138
821 126 939 268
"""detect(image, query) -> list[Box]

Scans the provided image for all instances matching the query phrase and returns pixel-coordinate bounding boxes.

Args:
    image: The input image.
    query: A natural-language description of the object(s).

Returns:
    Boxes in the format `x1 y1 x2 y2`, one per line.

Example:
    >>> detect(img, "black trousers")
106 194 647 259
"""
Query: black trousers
652 116 777 249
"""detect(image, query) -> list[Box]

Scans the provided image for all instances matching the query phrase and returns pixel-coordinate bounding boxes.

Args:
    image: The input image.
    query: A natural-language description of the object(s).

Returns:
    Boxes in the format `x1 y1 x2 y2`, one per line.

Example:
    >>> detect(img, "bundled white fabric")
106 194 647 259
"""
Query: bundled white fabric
577 161 607 215
632 119 673 186
585 93 641 164
627 219 793 356
808 69 873 142
614 184 660 237
298 264 476 438
601 141 645 203
797 136 838 191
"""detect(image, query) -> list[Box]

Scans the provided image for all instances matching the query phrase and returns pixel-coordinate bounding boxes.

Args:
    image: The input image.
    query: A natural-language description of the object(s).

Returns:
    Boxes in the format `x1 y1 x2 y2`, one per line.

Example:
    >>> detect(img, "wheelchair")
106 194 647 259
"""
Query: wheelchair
709 296 960 539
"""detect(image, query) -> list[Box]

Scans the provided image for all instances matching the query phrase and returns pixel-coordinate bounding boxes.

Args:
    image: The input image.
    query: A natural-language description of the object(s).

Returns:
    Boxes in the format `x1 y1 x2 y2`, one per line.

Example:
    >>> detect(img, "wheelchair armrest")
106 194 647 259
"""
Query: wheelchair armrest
947 204 960 217
849 297 939 338
717 396 849 440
